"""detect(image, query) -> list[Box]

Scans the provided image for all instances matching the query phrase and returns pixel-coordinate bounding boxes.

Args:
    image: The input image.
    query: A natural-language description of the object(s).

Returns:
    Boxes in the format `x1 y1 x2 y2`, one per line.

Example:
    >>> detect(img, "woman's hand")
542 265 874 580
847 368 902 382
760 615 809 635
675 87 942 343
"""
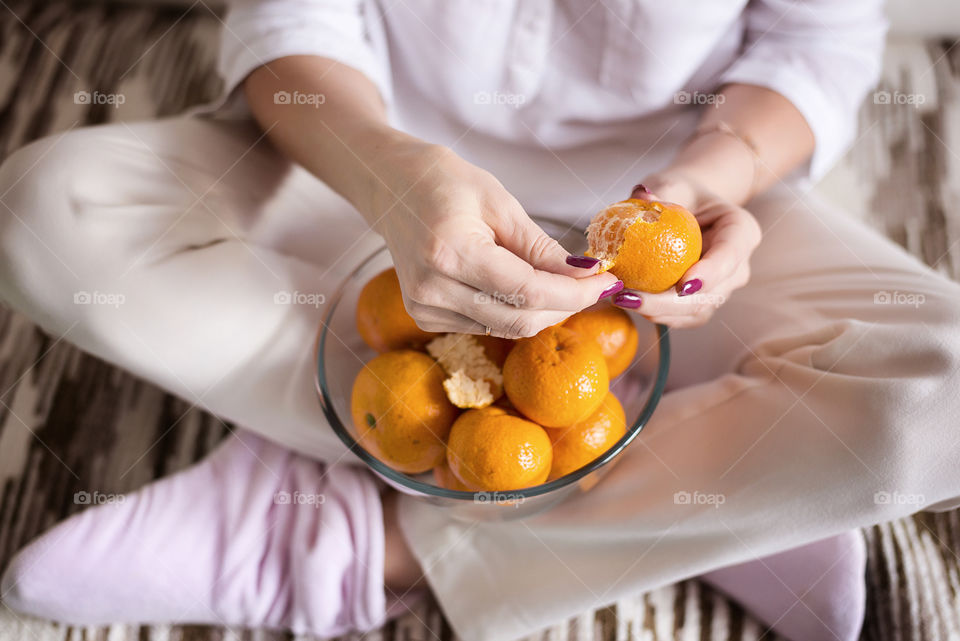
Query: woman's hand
362 137 621 338
612 172 761 328
242 58 615 338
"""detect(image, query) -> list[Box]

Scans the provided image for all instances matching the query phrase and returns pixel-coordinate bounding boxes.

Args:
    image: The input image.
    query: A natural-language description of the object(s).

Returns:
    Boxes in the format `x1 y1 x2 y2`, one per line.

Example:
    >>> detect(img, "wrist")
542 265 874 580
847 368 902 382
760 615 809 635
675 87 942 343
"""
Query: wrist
640 170 709 209
663 132 757 205
351 130 451 234
340 125 422 222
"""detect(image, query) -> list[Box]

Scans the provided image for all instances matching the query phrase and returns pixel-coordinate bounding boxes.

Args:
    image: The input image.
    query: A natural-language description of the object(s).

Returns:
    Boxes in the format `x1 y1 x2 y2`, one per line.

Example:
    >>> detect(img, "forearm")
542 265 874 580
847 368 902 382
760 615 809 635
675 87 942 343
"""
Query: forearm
657 84 816 206
243 55 417 223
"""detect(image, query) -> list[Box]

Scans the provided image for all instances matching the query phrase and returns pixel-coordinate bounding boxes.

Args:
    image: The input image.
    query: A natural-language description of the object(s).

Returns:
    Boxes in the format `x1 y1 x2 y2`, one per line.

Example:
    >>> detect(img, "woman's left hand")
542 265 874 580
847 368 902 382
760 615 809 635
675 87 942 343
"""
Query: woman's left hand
613 173 762 328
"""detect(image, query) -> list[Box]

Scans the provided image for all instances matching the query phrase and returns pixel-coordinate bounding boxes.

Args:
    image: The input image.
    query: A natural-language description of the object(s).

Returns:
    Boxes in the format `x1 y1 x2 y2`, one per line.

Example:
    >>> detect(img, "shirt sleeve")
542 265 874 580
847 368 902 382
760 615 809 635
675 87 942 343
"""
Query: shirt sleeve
216 0 391 109
720 0 887 179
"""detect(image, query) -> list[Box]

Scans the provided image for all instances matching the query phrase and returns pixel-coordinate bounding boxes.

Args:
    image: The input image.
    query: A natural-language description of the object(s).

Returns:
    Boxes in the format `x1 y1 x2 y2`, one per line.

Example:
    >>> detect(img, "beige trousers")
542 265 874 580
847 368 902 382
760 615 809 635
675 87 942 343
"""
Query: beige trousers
1 116 959 641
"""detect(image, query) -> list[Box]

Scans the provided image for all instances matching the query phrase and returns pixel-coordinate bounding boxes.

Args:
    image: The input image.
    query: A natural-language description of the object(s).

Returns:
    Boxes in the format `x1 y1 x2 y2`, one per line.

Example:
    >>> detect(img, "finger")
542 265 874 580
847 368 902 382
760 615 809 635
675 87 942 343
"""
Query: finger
644 312 714 329
457 238 621 312
629 183 657 201
469 301 572 339
675 204 760 296
405 301 486 334
630 176 702 209
407 276 573 338
486 208 602 277
612 282 729 318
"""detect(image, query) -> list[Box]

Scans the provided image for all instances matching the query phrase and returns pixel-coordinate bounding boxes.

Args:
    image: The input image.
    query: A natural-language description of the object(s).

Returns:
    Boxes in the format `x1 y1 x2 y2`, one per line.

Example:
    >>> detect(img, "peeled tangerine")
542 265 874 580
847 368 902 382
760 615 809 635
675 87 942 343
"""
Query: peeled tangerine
351 350 458 474
426 333 505 409
586 198 702 293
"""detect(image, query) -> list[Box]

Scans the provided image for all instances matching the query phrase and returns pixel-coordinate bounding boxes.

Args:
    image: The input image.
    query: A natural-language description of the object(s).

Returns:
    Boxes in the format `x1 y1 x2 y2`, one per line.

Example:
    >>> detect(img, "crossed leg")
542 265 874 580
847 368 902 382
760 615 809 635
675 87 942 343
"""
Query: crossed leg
0 117 958 641
396 187 960 640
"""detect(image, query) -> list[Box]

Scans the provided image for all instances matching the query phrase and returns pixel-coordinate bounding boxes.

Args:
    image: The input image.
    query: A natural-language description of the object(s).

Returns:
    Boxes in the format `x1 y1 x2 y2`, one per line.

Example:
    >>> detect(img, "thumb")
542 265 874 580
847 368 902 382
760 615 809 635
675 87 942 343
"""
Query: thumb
631 176 702 210
492 211 601 277
630 183 658 201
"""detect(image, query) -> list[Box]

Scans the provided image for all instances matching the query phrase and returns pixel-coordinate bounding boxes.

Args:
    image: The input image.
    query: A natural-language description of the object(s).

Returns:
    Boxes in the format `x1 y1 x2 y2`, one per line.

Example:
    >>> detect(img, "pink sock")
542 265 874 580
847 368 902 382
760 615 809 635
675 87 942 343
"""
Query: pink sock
700 531 867 641
1 431 392 636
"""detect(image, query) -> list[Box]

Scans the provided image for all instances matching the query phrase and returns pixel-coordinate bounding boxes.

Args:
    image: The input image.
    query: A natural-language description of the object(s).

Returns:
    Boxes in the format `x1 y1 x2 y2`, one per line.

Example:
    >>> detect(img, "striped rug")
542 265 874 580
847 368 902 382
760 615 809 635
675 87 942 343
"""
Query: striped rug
0 2 958 640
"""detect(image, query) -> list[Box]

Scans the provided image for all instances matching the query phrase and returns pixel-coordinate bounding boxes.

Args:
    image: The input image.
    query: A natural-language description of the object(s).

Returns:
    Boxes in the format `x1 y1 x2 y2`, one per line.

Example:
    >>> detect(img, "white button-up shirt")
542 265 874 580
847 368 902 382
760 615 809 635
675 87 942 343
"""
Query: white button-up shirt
217 0 886 221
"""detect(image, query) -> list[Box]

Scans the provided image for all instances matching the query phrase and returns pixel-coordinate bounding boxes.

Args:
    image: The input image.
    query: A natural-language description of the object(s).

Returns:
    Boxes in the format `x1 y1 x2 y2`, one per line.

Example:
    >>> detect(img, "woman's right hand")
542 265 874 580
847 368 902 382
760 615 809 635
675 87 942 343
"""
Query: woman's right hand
360 137 621 338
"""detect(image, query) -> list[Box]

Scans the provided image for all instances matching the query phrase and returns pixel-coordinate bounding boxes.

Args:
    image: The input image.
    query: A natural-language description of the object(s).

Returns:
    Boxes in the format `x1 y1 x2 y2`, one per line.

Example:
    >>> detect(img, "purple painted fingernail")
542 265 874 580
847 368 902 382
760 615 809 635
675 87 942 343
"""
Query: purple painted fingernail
613 291 643 309
566 254 600 269
677 278 702 297
630 183 652 198
598 281 624 301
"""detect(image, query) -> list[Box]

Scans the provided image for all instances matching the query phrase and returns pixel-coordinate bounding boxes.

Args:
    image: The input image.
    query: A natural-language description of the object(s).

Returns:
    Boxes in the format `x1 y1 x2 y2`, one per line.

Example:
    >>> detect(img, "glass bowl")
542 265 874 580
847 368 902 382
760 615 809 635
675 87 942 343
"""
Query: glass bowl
314 217 670 521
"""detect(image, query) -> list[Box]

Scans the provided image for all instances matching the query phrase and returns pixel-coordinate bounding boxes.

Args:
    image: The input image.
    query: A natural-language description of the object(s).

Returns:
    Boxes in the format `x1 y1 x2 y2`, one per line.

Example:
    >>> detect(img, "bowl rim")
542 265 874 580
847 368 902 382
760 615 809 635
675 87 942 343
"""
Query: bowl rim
313 219 671 501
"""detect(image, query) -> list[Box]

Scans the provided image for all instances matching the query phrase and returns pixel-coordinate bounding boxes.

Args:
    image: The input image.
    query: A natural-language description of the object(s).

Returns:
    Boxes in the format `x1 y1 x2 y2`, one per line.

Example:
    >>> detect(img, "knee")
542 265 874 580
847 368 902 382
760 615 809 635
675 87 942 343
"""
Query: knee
0 131 110 322
1 135 72 256
0 130 101 234
811 308 960 501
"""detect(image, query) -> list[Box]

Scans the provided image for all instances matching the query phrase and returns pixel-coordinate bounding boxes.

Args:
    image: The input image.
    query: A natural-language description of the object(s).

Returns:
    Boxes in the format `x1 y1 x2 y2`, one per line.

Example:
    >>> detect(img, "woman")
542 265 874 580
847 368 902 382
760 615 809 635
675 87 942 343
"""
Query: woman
2 1 959 640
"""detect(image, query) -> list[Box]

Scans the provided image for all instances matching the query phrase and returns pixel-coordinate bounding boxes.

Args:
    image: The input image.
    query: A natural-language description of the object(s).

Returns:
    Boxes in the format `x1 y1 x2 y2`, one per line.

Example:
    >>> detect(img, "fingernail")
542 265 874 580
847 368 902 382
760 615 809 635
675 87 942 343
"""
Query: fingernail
630 183 652 199
598 281 624 300
677 278 702 297
566 254 600 269
613 291 643 309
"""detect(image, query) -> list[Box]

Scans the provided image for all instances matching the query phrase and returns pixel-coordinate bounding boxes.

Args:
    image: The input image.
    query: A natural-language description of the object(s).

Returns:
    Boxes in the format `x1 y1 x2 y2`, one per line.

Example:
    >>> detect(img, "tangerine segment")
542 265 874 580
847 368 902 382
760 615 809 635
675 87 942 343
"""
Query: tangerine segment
351 350 458 474
356 268 436 352
547 392 626 481
563 304 639 378
446 407 552 491
586 198 702 293
502 326 609 428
